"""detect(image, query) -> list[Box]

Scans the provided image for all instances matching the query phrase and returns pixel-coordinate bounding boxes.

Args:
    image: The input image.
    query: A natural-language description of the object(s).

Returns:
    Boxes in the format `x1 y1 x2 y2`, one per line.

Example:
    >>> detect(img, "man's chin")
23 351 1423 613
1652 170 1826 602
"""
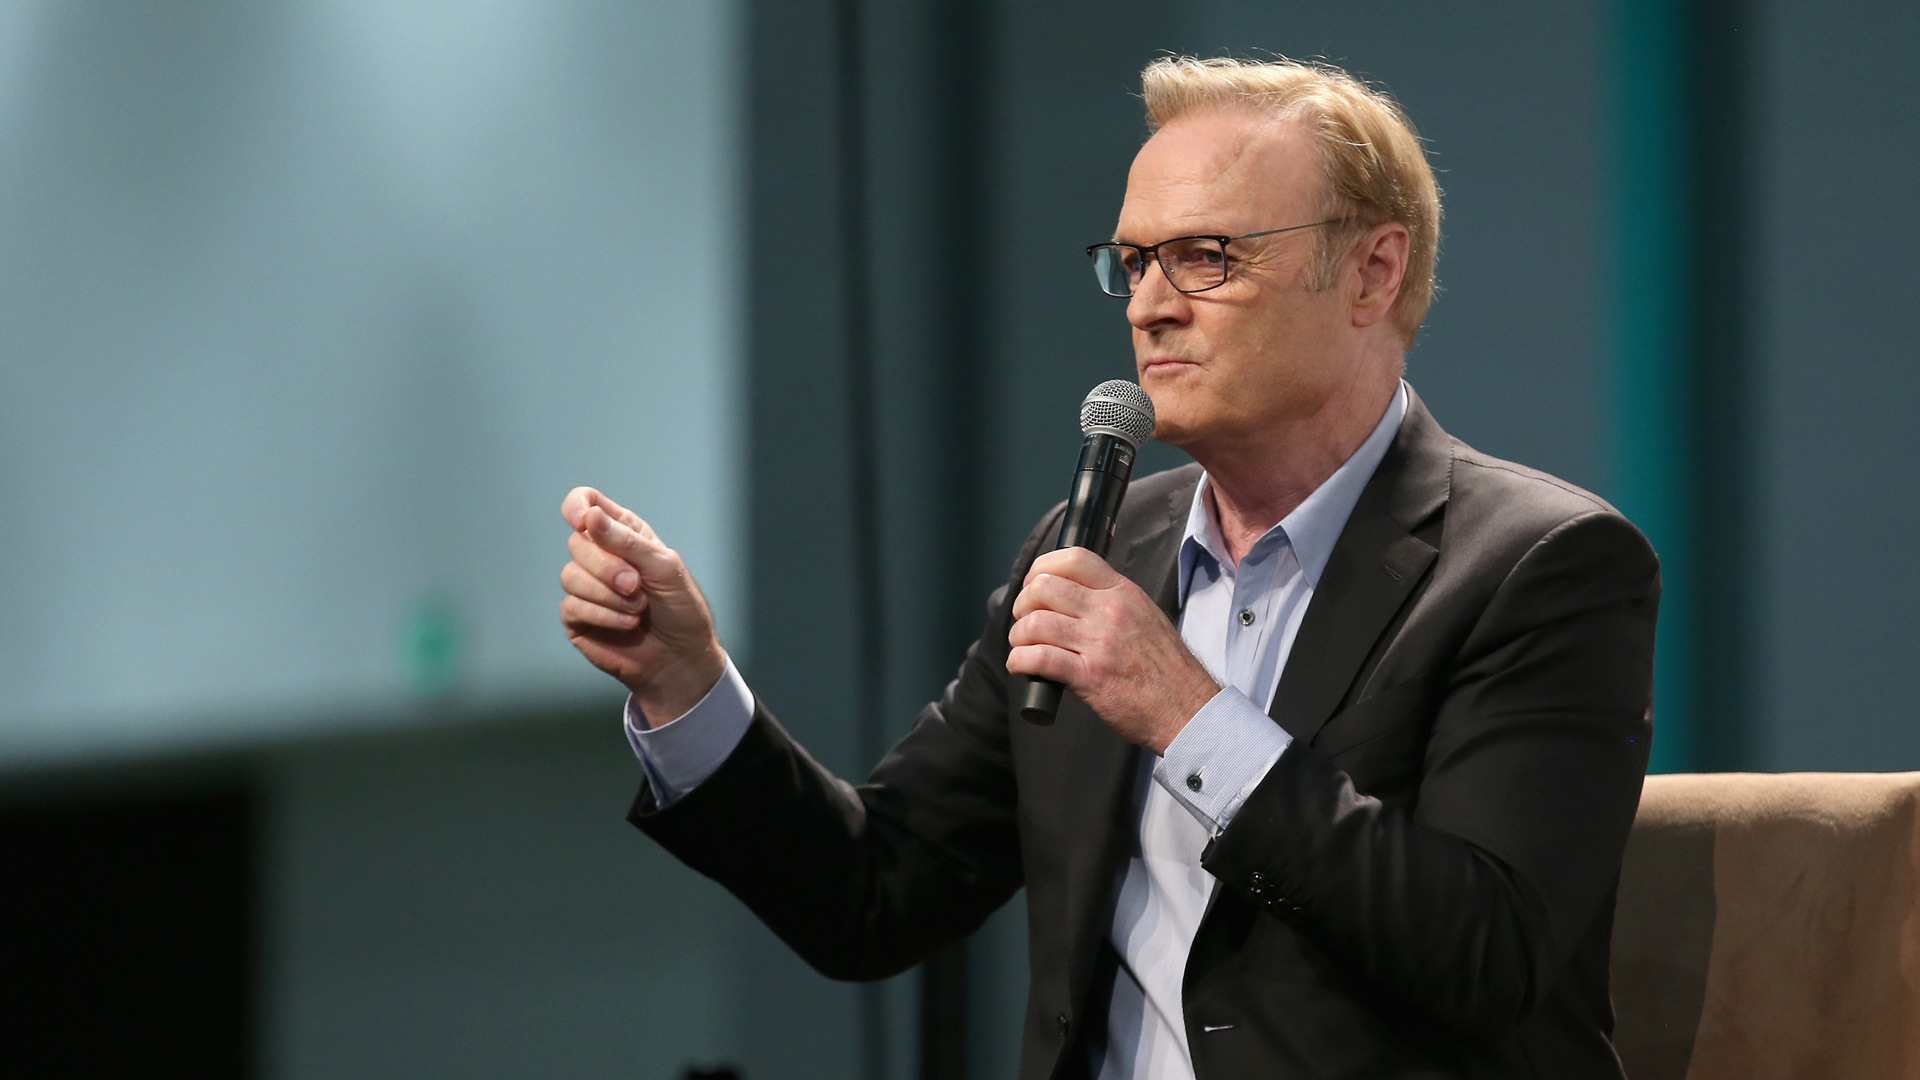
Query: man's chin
1139 383 1208 441
1148 413 1209 451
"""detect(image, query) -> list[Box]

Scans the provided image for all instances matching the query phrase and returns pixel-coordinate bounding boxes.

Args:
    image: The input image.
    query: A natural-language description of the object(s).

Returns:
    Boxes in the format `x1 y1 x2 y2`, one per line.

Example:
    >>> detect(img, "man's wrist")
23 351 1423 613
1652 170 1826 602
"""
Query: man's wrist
631 646 728 730
1148 662 1224 755
624 657 756 807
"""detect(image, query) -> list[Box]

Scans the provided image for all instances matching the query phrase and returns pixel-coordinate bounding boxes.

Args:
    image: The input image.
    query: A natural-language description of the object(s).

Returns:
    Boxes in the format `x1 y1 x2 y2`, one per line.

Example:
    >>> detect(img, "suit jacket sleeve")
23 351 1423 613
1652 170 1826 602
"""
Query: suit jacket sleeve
626 504 1067 981
1202 508 1659 1039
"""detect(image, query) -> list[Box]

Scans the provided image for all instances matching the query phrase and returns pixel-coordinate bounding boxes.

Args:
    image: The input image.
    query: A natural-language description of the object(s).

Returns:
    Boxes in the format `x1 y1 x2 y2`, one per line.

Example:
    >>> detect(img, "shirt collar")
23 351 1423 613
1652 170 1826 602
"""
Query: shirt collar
1179 380 1409 599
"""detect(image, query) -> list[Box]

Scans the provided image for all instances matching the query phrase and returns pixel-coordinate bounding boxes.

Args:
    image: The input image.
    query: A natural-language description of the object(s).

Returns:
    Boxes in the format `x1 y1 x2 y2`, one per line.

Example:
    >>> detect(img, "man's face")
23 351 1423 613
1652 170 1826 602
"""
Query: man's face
1117 109 1358 452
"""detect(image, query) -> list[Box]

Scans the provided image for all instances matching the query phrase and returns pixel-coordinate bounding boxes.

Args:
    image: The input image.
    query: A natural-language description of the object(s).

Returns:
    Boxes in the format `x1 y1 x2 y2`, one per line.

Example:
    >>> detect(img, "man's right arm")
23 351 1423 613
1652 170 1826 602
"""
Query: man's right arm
560 486 1061 981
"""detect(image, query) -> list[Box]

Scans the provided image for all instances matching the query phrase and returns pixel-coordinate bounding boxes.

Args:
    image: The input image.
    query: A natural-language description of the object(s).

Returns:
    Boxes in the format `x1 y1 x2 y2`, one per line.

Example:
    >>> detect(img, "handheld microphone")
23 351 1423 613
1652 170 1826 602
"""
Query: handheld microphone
1019 380 1156 725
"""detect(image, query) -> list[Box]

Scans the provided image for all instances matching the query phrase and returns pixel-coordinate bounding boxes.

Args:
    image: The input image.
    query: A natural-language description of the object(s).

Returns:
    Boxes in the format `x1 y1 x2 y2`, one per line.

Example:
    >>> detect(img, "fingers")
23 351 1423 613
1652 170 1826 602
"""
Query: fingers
567 631 634 677
1006 607 1088 686
1024 546 1122 590
1005 642 1083 685
562 486 604 530
561 487 683 604
569 529 641 596
1008 608 1079 650
563 487 657 545
1011 572 1091 621
562 487 645 532
581 506 684 588
560 593 641 632
561 560 647 615
1005 558 1181 690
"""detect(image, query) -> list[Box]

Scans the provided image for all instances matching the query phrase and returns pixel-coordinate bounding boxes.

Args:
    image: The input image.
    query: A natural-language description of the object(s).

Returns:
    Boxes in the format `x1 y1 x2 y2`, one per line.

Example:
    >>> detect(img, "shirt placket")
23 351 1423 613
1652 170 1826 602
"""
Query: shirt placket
1226 533 1283 700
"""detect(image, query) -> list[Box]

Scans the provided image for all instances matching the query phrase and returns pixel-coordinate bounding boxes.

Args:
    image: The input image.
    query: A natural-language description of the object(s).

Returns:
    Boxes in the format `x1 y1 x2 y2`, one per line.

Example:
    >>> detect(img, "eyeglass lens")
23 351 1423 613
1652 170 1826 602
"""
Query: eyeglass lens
1090 239 1229 297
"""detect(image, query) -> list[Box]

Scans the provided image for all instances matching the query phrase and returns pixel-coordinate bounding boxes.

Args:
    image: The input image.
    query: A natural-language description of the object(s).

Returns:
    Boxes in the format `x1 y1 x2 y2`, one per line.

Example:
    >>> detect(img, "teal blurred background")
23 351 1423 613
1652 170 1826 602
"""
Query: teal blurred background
1 1 1914 1078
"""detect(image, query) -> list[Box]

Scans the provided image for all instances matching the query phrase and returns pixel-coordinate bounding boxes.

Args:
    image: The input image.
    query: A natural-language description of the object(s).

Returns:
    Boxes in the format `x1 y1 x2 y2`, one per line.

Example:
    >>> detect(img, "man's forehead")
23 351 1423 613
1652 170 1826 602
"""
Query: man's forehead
1116 110 1317 238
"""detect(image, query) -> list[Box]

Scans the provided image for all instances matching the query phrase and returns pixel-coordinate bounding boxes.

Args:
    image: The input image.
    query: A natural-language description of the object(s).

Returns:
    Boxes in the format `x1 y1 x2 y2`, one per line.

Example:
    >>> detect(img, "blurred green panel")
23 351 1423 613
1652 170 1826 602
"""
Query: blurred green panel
1609 0 1698 773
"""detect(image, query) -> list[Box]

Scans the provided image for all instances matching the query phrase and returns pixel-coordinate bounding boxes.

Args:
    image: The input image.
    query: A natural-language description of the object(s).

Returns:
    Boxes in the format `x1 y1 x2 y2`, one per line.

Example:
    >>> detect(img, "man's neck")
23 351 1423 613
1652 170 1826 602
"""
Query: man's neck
1194 373 1400 566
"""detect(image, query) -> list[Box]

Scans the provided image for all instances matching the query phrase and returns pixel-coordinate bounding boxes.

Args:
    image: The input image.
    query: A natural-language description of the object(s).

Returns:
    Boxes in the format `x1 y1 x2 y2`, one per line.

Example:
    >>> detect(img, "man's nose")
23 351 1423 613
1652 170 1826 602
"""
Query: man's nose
1127 258 1190 330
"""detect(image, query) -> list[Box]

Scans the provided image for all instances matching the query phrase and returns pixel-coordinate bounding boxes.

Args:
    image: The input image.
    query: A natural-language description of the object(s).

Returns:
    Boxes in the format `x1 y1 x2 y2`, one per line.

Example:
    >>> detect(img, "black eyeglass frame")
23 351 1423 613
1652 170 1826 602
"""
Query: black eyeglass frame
1085 218 1350 298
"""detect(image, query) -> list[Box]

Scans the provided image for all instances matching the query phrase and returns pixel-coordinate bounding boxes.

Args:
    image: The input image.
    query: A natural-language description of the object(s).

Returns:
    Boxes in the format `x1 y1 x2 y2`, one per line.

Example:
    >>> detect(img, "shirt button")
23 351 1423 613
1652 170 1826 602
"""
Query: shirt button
1238 608 1256 626
1186 773 1203 792
1057 1013 1071 1036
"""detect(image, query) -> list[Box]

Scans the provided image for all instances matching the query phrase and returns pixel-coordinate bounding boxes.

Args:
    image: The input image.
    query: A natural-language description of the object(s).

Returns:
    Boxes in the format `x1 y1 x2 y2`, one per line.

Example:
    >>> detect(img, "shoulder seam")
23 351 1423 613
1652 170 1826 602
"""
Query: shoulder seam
1452 454 1615 515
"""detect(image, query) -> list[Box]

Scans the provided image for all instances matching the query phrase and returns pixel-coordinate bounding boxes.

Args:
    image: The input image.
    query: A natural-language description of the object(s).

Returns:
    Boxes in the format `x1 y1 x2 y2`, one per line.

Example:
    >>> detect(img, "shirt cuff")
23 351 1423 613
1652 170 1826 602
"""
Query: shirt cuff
1152 686 1292 835
623 656 755 809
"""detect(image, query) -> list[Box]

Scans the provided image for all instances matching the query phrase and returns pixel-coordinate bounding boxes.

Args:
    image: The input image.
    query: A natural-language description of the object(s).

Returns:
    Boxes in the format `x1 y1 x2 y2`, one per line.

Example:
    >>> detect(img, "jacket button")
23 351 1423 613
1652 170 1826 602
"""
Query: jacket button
1057 1013 1071 1037
1249 871 1265 886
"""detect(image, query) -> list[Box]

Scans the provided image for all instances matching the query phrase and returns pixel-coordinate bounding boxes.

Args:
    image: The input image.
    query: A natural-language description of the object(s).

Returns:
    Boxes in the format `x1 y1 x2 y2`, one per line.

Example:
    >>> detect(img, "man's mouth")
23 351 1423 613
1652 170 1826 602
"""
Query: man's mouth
1140 357 1198 375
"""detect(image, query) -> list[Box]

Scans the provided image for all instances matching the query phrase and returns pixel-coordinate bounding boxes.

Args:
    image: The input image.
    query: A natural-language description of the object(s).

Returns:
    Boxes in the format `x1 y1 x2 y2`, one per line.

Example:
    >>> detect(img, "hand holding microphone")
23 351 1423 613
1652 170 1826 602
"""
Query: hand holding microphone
1015 381 1154 723
1007 381 1219 751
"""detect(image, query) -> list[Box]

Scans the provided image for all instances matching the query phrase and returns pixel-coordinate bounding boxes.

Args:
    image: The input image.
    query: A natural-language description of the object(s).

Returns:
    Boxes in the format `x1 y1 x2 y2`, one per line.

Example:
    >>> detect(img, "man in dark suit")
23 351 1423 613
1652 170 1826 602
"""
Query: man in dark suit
559 56 1656 1079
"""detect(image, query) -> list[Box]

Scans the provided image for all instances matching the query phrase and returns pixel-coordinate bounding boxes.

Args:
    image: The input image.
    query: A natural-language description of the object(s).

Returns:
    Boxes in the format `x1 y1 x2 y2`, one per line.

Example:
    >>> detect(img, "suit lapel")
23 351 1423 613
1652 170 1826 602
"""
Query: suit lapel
1268 391 1451 746
1133 479 1190 620
1189 391 1455 990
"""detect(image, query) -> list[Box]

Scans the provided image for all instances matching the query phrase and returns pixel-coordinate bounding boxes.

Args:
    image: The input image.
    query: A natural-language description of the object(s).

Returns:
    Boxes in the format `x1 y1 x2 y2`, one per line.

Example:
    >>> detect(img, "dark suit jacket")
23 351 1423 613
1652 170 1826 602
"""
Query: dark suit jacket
632 389 1659 1080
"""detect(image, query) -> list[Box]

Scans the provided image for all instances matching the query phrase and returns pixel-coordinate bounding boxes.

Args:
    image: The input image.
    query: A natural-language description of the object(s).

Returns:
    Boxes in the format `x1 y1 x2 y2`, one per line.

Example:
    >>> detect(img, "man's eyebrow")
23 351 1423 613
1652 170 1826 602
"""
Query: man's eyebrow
1111 223 1233 244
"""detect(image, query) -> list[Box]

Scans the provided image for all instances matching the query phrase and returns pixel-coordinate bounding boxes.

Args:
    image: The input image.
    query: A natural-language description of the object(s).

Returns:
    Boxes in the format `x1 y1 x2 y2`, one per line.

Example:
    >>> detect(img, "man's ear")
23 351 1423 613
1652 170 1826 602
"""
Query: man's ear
1349 222 1410 330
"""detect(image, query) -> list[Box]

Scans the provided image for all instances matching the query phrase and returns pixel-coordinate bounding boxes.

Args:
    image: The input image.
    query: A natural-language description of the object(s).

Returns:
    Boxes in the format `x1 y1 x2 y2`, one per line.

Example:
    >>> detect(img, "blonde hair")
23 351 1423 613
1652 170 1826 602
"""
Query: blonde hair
1141 55 1442 344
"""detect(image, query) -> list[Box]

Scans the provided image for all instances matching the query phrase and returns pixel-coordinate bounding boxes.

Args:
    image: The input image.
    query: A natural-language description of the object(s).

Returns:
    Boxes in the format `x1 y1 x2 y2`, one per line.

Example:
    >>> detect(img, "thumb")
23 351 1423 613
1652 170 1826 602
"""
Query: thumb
583 506 687 594
563 486 650 534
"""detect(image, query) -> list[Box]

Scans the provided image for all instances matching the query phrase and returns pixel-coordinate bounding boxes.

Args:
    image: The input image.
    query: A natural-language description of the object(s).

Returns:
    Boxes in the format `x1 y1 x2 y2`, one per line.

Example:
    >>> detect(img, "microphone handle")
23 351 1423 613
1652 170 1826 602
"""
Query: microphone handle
1020 432 1136 725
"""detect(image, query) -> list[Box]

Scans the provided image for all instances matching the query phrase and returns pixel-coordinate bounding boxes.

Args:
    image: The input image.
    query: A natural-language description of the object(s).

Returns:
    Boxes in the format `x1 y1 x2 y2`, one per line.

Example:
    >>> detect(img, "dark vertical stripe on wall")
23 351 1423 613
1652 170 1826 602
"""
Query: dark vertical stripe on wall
926 8 994 652
832 0 884 816
832 4 892 1079
747 0 876 1071
1689 0 1756 771
920 2 992 1079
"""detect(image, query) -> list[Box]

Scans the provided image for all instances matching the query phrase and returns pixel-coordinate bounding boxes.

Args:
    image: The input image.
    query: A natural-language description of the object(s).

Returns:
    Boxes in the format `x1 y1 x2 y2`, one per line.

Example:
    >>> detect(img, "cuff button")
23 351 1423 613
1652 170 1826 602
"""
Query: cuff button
1186 773 1203 792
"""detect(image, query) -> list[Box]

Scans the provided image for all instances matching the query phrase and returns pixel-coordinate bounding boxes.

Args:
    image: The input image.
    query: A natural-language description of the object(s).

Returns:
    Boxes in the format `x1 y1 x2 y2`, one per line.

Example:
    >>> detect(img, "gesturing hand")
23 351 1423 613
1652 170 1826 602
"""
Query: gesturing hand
1006 547 1219 754
559 487 727 726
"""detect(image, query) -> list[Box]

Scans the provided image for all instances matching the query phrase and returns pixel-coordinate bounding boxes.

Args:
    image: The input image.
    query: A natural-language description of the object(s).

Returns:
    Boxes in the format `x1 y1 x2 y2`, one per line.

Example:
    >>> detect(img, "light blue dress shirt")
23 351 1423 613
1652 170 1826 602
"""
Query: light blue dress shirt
626 383 1410 1080
1098 382 1405 1079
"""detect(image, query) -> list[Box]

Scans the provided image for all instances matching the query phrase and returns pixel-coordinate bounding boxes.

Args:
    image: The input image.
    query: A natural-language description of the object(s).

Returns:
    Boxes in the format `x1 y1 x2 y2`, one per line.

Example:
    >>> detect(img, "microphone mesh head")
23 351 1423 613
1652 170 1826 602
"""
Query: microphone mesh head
1080 380 1156 445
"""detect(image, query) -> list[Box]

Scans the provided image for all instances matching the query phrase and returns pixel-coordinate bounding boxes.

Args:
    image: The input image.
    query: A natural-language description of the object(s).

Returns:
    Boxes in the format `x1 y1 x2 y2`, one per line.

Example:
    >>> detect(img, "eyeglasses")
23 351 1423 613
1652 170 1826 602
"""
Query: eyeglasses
1085 219 1348 297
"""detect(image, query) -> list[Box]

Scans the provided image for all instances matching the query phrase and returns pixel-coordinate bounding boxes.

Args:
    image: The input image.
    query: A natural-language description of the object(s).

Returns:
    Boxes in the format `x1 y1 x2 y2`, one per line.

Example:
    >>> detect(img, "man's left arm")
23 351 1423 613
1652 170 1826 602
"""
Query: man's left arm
1199 509 1658 1038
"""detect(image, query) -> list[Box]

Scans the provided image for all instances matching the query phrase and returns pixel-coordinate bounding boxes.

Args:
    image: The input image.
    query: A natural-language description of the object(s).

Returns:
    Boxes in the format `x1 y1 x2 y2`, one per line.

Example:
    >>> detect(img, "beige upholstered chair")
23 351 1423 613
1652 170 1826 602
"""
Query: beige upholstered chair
1610 773 1920 1079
